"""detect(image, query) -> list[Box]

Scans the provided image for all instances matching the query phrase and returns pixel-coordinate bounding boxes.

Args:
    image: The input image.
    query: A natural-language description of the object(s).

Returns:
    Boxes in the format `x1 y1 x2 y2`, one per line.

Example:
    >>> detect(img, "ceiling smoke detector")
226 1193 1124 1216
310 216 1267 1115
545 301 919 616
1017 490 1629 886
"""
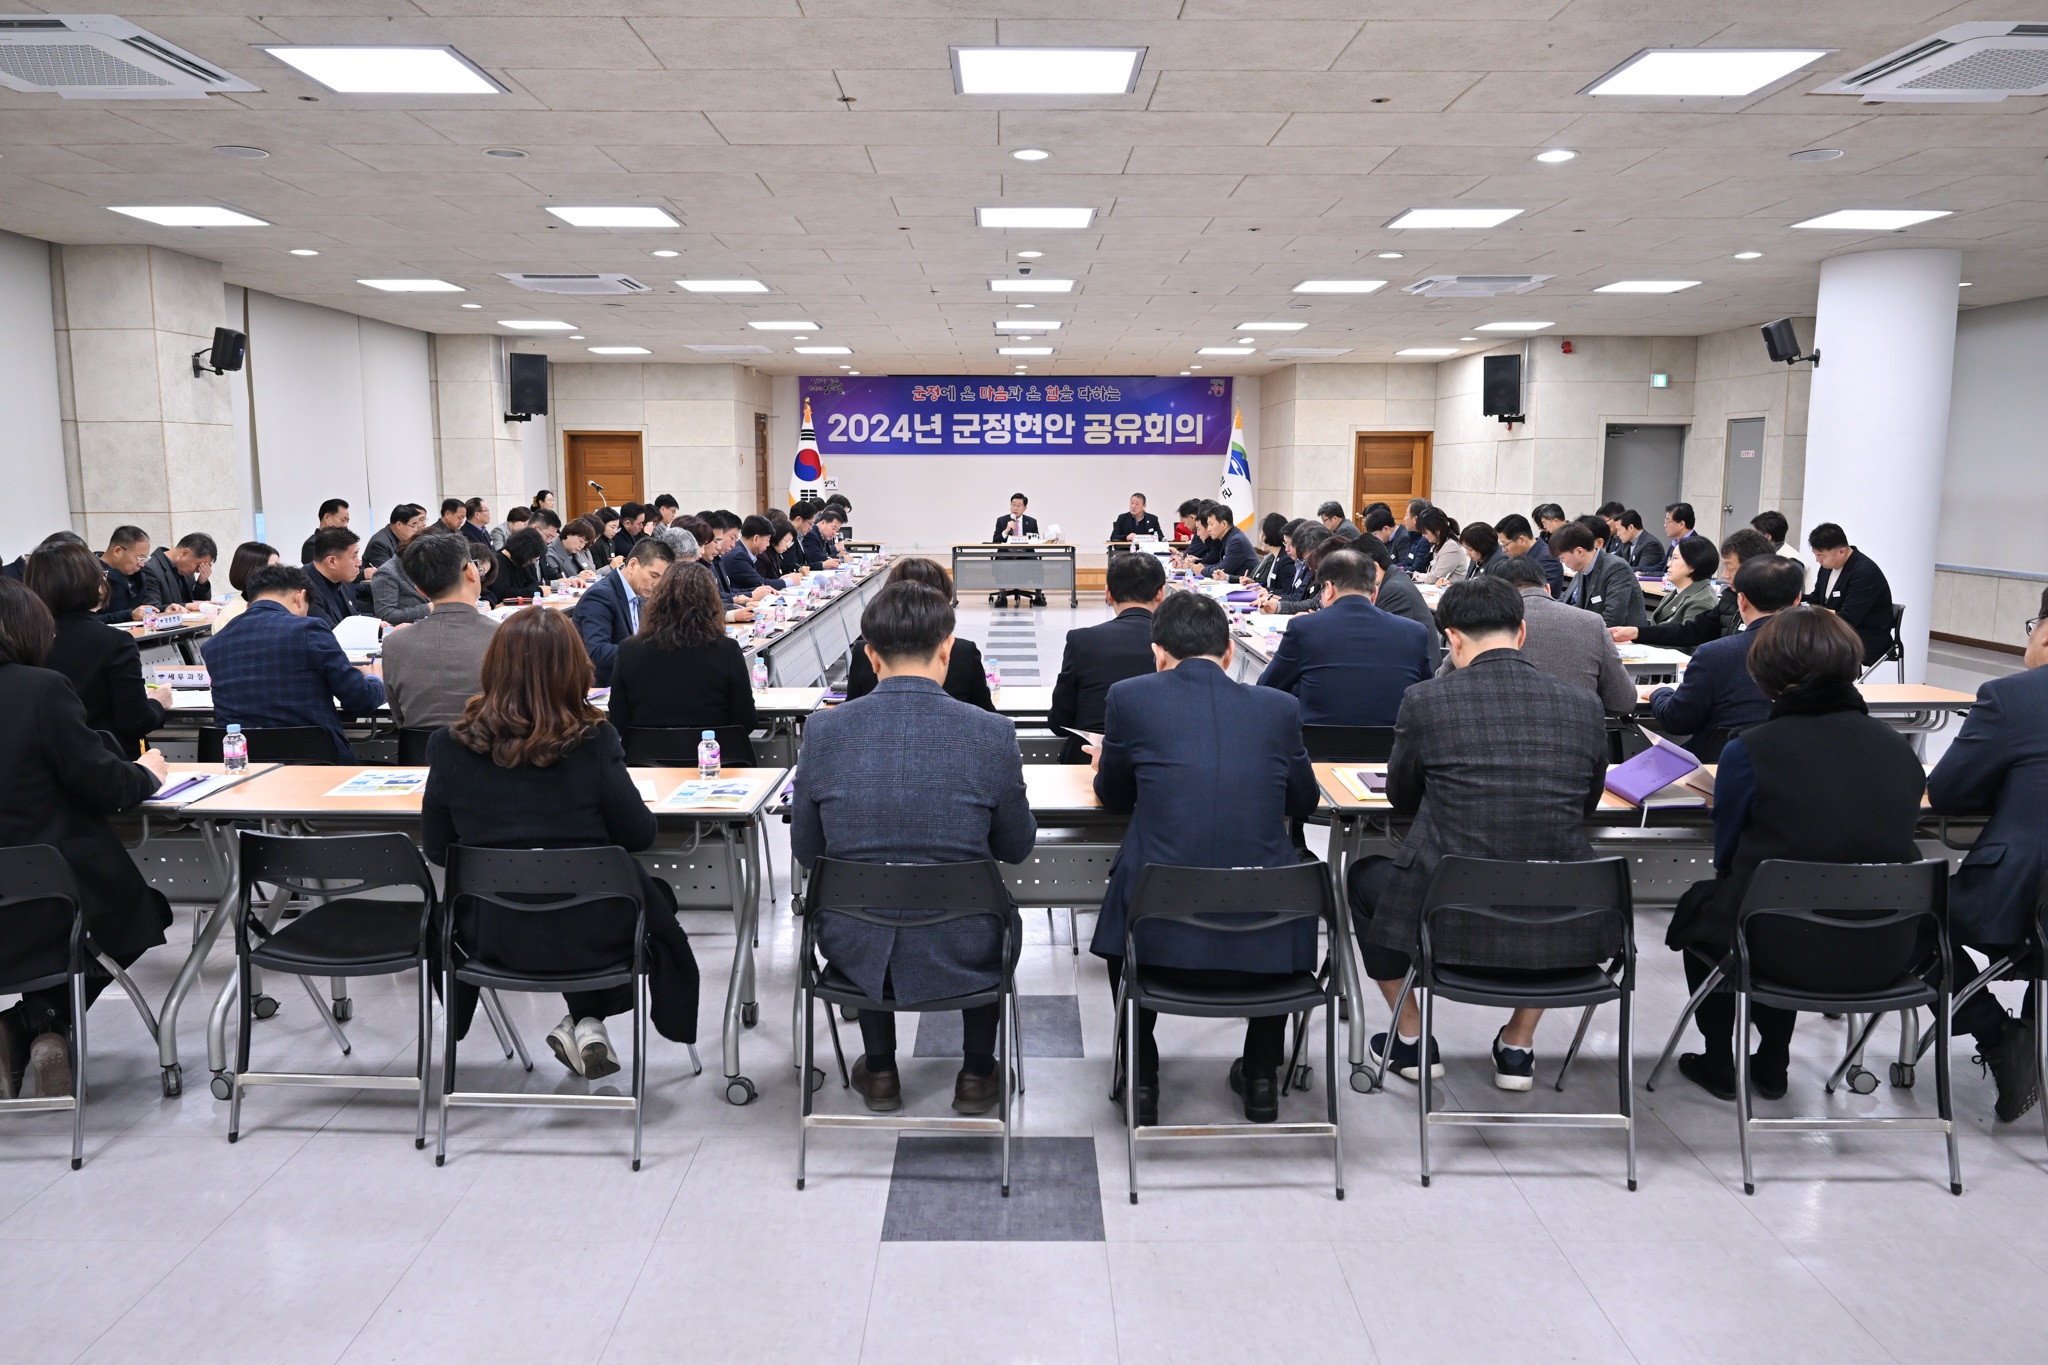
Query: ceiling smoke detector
1401 274 1554 298
499 273 651 295
0 16 257 99
1815 23 2048 102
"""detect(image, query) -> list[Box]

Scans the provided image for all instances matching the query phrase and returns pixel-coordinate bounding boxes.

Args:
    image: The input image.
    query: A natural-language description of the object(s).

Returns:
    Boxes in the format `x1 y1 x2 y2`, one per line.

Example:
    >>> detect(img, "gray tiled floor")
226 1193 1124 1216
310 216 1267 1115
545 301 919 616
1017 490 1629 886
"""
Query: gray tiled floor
2 604 2038 1363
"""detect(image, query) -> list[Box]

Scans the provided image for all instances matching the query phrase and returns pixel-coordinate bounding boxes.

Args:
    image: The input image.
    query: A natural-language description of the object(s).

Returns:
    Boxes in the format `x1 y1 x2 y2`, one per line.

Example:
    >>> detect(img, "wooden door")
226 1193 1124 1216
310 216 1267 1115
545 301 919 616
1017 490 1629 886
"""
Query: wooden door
754 412 770 513
1353 432 1432 517
564 432 643 518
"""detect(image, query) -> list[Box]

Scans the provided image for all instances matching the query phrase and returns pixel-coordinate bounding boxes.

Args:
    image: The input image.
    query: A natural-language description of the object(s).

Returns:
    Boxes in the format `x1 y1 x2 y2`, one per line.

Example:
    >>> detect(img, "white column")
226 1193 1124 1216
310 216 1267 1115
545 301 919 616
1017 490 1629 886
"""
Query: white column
1801 247 1960 683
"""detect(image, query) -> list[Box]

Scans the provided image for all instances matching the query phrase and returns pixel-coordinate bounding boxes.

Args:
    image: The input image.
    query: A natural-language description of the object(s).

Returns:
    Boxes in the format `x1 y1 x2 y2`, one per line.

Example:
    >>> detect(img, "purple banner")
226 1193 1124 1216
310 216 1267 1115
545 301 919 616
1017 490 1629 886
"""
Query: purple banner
800 375 1233 456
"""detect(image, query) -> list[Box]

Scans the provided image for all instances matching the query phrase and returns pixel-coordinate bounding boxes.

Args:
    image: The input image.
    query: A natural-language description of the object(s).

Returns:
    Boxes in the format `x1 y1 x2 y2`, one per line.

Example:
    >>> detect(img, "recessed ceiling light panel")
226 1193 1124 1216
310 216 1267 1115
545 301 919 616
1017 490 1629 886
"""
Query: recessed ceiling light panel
1584 48 1832 97
1475 321 1554 332
545 206 678 228
360 279 463 291
1015 251 1043 259
108 205 266 227
1595 280 1701 294
1293 279 1386 293
989 278 1074 292
687 344 774 354
1733 251 1764 259
588 346 650 354
1267 348 1353 358
1011 148 1050 161
977 206 1094 229
1386 208 1524 229
260 45 503 95
1792 209 1952 230
1198 347 1255 355
1237 322 1307 331
999 346 1054 355
497 319 575 330
748 320 819 330
994 320 1061 331
289 248 319 256
794 346 852 354
1534 148 1577 163
952 47 1144 95
676 279 767 292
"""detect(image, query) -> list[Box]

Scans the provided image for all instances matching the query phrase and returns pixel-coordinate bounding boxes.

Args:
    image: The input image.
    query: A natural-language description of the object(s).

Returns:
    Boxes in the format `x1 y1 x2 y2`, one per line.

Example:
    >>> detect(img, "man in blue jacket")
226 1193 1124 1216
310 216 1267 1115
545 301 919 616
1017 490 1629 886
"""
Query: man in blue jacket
1200 505 1259 582
571 537 674 687
1089 591 1320 1125
202 564 386 761
1645 556 1803 757
1257 547 1431 726
1927 592 2048 1121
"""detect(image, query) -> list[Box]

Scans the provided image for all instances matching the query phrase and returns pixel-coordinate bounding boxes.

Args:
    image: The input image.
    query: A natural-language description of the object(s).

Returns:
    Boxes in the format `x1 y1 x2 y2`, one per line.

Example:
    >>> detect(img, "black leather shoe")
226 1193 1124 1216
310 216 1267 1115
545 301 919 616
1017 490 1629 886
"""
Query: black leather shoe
1678 1052 1737 1102
1229 1058 1279 1123
1133 1085 1159 1127
1749 1053 1789 1102
1980 1022 2040 1123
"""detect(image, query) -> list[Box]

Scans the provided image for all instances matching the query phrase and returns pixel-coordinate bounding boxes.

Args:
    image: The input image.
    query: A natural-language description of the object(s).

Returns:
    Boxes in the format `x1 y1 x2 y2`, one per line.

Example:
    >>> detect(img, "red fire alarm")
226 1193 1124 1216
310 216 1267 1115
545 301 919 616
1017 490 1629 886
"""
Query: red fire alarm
1560 339 1574 354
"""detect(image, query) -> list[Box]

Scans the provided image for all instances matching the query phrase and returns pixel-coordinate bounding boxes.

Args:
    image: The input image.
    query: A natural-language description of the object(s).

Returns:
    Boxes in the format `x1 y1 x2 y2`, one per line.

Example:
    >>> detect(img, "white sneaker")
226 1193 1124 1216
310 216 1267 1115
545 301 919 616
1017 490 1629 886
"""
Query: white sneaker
547 1015 583 1076
574 1017 620 1079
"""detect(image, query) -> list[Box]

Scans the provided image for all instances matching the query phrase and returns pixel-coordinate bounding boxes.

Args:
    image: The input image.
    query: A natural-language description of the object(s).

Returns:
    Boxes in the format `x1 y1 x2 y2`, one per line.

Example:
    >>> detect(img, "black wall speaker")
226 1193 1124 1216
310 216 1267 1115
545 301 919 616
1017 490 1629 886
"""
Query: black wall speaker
508 353 549 416
1482 353 1523 418
1760 318 1801 363
192 326 245 376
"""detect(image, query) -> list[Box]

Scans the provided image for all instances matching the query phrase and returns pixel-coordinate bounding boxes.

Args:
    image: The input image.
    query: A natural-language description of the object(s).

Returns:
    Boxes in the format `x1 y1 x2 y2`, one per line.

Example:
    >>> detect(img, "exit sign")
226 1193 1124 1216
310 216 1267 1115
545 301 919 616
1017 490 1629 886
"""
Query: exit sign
1649 373 1670 388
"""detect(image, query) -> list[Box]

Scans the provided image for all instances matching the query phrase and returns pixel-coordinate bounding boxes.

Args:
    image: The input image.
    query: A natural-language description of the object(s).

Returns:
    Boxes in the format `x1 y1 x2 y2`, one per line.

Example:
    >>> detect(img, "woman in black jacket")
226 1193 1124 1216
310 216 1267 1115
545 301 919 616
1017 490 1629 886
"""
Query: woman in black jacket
843 557 994 709
0 578 169 1098
495 527 548 602
609 561 758 763
1666 605 1928 1102
422 606 699 1079
26 543 173 752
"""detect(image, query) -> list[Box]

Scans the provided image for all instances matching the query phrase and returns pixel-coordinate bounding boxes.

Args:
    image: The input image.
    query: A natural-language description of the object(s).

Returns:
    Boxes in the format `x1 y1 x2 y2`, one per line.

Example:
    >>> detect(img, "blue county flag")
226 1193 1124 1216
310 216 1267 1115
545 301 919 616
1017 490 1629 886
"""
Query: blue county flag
790 397 827 505
1217 407 1253 529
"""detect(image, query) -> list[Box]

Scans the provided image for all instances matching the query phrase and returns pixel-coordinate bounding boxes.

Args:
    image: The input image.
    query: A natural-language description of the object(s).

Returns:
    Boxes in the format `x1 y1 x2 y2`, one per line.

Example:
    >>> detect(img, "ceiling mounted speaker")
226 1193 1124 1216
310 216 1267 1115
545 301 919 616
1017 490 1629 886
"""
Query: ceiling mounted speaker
1814 22 2048 102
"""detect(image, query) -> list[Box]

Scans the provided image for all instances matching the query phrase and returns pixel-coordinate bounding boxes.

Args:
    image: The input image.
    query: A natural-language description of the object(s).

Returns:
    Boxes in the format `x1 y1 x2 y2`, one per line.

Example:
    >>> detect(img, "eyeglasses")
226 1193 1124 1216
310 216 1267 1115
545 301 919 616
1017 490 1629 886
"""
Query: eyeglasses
2027 618 2044 638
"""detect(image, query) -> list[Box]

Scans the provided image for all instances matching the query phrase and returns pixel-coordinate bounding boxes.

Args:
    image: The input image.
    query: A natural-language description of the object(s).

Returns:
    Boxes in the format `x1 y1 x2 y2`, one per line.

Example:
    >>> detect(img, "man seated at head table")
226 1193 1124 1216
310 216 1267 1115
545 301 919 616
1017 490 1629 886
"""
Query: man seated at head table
791 581 1036 1116
571 536 676 689
1257 546 1431 727
1110 492 1163 544
802 505 847 570
380 532 497 731
1348 576 1609 1091
1483 554 1637 714
1049 551 1165 763
201 564 387 762
1089 591 1320 1125
992 492 1040 544
1644 555 1805 758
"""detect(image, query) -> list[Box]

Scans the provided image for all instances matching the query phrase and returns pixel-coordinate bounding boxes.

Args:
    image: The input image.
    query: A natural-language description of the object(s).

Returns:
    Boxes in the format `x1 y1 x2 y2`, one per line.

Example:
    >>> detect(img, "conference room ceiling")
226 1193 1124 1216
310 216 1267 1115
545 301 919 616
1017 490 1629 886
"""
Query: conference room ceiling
3 2 2044 376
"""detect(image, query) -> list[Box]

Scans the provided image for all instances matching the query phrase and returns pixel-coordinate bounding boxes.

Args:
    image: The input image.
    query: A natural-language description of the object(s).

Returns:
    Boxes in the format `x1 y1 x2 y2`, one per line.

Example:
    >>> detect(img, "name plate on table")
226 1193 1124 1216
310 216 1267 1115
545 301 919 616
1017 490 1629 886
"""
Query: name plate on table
324 770 428 798
152 665 209 687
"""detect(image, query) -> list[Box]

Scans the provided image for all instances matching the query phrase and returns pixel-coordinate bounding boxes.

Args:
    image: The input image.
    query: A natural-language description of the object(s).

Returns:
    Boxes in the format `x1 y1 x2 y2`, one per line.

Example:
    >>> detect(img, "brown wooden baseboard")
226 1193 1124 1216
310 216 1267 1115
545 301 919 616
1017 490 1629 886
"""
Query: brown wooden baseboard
1932 630 2024 657
1077 568 1105 593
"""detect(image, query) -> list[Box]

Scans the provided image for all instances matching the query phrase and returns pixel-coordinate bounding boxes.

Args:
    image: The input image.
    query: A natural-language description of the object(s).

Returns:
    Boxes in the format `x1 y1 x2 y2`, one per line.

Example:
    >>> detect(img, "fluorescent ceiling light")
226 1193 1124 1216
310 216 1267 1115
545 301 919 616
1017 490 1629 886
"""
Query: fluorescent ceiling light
546 206 678 228
1792 209 1952 230
588 346 650 354
1293 279 1386 294
289 249 319 256
794 346 852 354
1268 348 1352 358
1234 337 1255 344
461 303 482 308
952 47 1144 95
995 320 1061 331
1396 348 1461 356
747 320 818 330
1387 208 1524 229
676 279 767 292
1011 148 1050 161
1198 347 1255 356
1376 251 1404 259
359 278 463 292
650 249 679 258
1237 322 1306 331
1584 48 1832 98
989 278 1074 292
1015 251 1043 259
1475 321 1554 332
498 320 575 330
1595 280 1700 294
999 346 1054 355
1734 251 1763 259
108 206 266 227
1534 148 1577 163
977 206 1094 229
260 46 502 95
569 335 584 339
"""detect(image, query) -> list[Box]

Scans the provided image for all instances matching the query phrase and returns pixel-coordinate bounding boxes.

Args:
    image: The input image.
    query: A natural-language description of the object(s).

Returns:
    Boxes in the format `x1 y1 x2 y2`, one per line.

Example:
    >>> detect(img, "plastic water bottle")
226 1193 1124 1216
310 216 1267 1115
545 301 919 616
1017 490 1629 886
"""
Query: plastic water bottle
985 656 1001 694
697 730 720 779
751 658 769 691
222 723 247 774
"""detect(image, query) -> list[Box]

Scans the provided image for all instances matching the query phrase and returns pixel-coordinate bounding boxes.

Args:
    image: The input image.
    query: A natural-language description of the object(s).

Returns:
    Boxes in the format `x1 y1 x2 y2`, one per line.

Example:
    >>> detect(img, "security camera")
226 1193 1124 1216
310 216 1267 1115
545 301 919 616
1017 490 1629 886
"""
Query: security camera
1017 265 1032 276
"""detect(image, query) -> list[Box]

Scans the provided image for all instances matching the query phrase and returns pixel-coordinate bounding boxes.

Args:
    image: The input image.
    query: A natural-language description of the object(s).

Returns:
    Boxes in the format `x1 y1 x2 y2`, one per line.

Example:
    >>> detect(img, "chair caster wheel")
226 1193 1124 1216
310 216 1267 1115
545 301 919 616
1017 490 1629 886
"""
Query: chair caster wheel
160 1065 182 1098
209 1072 232 1101
1847 1066 1879 1095
725 1076 757 1105
331 999 353 1022
809 1066 826 1093
741 1002 758 1028
1890 1061 1916 1089
1290 1064 1312 1091
251 995 279 1020
1349 1067 1374 1094
839 1004 859 1022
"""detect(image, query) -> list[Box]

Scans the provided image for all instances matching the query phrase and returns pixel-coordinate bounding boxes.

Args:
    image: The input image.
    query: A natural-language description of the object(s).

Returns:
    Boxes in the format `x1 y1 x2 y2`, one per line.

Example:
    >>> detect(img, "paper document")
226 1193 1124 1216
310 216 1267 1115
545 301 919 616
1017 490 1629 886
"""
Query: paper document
1331 767 1388 801
633 779 657 802
145 773 246 804
659 779 757 812
324 770 429 797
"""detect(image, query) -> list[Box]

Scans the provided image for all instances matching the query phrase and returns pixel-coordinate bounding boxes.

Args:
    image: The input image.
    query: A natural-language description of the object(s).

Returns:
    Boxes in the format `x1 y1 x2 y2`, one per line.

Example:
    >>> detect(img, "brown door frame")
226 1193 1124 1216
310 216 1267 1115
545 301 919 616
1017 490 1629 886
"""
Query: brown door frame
1352 430 1433 515
562 429 646 520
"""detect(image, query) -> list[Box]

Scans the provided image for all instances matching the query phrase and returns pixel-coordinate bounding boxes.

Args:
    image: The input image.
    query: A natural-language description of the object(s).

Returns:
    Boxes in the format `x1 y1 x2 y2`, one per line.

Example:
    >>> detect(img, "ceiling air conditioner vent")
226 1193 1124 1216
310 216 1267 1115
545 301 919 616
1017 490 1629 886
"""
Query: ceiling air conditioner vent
0 16 257 99
1401 274 1553 298
500 273 651 295
1814 23 2048 102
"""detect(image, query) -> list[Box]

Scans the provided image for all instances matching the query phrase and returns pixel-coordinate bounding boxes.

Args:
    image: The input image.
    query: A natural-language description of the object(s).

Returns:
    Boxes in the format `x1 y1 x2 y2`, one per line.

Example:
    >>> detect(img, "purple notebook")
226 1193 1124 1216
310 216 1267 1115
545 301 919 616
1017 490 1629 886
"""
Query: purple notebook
1604 741 1701 805
1225 589 1261 603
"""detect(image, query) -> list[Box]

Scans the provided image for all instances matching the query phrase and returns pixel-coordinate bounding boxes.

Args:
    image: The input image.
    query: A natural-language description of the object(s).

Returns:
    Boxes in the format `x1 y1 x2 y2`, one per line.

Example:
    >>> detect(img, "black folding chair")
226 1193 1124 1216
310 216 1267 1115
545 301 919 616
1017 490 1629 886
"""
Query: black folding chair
0 846 89 1169
1300 726 1398 763
796 858 1021 1194
620 725 759 769
1114 861 1344 1203
1859 604 1907 684
199 726 338 765
395 727 441 765
1400 856 1637 1189
228 832 436 1146
439 845 651 1169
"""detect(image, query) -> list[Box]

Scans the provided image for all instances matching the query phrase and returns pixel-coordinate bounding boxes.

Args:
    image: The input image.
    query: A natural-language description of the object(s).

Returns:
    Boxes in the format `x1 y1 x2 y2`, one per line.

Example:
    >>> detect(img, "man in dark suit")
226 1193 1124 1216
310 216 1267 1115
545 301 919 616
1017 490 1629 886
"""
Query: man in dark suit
1645 556 1803 757
1351 535 1441 667
140 532 215 611
1349 575 1609 1091
1613 511 1665 571
302 526 365 629
1552 520 1646 629
1927 593 2048 1120
459 498 493 548
1257 546 1430 727
792 581 1035 1115
1804 522 1894 666
802 506 846 570
99 525 155 623
299 498 351 566
1201 505 1258 581
1109 493 1164 544
1049 552 1164 763
1089 591 1320 1124
1496 513 1565 595
201 564 387 761
723 514 788 593
992 493 1039 543
571 537 674 687
1317 501 1361 540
